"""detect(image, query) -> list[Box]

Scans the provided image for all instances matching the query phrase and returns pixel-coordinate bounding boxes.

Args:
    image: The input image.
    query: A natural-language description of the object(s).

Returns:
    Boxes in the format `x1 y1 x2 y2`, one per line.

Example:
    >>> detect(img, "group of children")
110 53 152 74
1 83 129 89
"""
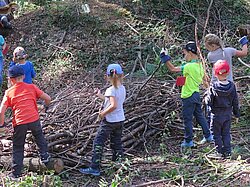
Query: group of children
0 32 248 179
79 34 248 177
160 34 248 159
0 35 51 179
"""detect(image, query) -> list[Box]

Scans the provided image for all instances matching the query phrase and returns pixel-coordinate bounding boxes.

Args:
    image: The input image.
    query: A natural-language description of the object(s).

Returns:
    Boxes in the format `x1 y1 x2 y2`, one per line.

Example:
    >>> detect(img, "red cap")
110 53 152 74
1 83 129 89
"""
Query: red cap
214 60 230 76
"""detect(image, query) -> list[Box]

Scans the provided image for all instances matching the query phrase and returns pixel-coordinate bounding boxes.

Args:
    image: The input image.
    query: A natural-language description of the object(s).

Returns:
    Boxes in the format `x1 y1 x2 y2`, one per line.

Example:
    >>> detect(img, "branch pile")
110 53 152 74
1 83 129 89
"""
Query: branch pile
0 73 183 168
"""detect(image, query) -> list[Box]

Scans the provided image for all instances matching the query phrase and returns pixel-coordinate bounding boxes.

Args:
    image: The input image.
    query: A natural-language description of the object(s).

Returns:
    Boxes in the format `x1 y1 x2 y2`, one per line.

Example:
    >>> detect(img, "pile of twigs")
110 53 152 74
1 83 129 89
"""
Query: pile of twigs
0 72 183 168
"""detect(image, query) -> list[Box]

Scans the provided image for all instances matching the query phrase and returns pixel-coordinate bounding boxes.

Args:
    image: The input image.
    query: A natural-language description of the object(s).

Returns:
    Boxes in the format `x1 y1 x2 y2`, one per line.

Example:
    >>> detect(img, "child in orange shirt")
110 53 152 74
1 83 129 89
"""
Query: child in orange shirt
0 65 51 179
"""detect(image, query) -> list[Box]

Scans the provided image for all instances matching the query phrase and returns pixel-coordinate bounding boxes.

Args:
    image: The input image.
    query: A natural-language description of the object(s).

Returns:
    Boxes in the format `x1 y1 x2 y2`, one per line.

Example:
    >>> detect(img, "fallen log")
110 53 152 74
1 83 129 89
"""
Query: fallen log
0 156 64 174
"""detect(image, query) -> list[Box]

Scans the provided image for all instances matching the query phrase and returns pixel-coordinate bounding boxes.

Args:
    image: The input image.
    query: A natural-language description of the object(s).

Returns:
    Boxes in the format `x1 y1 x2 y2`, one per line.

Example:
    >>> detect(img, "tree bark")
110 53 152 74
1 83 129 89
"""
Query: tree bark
0 156 64 174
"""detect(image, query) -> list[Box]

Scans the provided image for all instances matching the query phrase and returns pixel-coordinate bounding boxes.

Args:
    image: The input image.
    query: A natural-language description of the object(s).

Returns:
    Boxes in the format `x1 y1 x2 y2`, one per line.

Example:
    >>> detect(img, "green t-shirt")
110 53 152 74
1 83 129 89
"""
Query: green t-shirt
180 60 204 99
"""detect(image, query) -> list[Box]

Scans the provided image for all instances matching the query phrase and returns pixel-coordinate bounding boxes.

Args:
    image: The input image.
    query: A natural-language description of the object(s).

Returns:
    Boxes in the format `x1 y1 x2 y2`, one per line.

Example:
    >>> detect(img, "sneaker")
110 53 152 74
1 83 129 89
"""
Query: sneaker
181 140 195 148
79 167 100 176
199 135 214 144
207 152 223 159
223 152 231 159
40 152 51 163
8 173 21 181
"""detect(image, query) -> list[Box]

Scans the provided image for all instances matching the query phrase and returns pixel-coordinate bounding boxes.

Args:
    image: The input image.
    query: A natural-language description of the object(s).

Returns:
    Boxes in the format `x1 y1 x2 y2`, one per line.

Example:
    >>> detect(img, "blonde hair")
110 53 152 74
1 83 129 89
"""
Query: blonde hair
108 74 123 89
204 34 224 49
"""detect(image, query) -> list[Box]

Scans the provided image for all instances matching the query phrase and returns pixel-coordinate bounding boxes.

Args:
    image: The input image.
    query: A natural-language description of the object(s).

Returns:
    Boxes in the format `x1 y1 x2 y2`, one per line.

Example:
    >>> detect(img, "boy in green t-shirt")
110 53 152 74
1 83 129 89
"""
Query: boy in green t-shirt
160 41 213 147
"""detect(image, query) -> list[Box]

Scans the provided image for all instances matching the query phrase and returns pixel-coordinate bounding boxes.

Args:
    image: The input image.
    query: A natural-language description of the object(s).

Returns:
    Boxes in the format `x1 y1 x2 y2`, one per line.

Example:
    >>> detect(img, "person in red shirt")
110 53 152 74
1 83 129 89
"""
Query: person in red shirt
0 65 51 179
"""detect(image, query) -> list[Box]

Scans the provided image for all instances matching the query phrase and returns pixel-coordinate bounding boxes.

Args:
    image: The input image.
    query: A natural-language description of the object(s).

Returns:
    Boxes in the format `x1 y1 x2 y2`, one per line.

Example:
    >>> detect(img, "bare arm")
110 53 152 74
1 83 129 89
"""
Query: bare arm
235 44 248 57
165 60 181 72
40 93 51 106
100 96 117 118
0 105 7 126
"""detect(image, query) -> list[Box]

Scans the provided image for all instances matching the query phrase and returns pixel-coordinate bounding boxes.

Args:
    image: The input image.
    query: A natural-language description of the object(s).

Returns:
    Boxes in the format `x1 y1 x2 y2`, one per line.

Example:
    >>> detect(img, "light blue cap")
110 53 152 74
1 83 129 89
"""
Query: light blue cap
106 64 123 75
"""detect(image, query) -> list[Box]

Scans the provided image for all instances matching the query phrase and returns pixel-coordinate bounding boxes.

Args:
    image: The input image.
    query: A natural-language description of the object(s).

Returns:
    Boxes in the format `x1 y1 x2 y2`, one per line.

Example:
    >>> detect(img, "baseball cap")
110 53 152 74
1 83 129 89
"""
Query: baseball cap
106 64 123 76
214 60 230 76
8 65 25 78
183 41 197 54
13 47 27 60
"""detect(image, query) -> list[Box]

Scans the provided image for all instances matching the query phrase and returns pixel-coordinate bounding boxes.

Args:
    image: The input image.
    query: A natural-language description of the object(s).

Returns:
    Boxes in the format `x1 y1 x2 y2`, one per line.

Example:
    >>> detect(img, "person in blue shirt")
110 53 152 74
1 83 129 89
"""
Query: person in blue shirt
0 34 6 87
9 47 36 84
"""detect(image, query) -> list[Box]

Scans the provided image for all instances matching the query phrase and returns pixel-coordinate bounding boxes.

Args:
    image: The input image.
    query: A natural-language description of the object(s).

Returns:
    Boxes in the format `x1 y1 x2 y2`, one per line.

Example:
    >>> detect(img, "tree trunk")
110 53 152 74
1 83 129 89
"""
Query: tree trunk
0 156 64 174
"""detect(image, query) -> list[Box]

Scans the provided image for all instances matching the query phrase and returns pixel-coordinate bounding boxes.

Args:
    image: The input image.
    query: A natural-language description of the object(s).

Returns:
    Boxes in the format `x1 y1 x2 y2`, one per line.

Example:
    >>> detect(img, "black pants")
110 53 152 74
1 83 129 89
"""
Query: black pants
90 120 124 170
12 119 48 176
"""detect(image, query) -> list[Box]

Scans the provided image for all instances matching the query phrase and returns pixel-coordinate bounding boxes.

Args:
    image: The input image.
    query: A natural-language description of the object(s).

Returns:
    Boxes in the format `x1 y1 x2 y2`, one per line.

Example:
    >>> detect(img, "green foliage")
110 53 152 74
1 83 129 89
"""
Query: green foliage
5 172 62 187
15 0 40 15
160 168 178 179
99 158 132 187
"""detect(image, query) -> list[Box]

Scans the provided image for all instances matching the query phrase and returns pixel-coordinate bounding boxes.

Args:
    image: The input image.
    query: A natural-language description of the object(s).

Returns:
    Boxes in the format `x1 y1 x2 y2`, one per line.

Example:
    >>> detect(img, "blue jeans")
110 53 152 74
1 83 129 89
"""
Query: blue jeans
182 92 211 143
90 120 124 169
12 120 48 176
0 56 3 86
211 113 231 154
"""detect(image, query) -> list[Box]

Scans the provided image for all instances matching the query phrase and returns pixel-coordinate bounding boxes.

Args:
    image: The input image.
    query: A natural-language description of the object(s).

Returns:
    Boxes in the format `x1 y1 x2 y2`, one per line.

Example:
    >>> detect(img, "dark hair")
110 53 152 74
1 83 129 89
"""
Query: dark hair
183 41 197 54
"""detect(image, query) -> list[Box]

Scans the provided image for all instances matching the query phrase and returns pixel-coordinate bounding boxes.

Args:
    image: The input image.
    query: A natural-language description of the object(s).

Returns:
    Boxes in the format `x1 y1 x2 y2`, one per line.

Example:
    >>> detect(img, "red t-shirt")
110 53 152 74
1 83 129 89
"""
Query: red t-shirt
2 82 43 127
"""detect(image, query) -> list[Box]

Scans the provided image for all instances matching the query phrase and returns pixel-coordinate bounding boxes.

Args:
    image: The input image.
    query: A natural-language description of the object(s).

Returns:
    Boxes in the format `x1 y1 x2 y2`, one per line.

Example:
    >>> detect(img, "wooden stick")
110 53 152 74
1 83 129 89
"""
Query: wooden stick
238 57 250 68
202 0 214 39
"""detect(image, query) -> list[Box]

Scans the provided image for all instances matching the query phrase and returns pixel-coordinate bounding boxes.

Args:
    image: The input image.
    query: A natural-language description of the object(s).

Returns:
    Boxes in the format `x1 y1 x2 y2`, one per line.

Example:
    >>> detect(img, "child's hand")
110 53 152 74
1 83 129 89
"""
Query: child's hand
95 88 105 100
99 111 105 119
239 36 248 46
160 48 171 63
95 88 101 96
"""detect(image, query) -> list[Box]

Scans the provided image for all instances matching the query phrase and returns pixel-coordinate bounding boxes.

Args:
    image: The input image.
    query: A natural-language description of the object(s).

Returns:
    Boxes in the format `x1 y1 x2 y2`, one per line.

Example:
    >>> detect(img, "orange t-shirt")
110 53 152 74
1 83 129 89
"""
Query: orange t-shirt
2 82 44 127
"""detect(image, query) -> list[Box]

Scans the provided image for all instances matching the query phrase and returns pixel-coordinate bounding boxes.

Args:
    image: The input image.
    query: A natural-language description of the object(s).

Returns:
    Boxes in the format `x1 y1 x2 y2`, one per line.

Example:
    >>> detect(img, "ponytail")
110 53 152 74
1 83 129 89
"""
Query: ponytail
108 69 123 88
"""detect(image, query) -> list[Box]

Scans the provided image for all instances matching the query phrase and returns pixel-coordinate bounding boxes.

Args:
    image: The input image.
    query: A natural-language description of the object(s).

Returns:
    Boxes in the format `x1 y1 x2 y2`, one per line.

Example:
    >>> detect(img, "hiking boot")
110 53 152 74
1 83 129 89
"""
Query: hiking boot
181 140 195 148
207 152 223 159
79 167 100 176
40 152 51 163
199 135 214 144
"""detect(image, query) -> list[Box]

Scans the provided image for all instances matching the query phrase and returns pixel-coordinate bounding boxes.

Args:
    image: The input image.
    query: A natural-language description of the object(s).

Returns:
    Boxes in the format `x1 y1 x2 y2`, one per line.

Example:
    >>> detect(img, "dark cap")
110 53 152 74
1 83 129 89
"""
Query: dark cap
8 65 25 78
183 41 197 54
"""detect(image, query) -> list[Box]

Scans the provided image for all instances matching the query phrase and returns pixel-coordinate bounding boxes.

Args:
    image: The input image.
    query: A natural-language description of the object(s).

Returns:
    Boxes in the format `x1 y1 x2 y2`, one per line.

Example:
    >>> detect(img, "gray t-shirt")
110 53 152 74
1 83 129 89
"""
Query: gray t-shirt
207 47 236 82
103 85 126 122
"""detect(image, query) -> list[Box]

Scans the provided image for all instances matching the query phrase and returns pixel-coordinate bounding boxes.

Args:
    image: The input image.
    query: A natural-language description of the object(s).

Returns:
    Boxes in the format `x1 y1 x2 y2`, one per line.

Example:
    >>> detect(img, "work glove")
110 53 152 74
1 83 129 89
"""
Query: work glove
160 48 171 63
239 36 248 46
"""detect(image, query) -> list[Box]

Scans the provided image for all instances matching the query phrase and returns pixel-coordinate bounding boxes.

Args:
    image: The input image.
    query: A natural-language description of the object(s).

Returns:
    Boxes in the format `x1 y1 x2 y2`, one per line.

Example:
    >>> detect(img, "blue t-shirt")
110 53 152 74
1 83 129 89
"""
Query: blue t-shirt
9 61 36 84
0 35 5 57
0 0 6 7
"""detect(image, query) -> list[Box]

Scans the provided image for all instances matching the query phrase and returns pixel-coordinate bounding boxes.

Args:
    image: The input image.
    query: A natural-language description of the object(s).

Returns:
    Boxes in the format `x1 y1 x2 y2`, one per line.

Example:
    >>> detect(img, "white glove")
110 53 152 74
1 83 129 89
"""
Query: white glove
160 48 168 55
